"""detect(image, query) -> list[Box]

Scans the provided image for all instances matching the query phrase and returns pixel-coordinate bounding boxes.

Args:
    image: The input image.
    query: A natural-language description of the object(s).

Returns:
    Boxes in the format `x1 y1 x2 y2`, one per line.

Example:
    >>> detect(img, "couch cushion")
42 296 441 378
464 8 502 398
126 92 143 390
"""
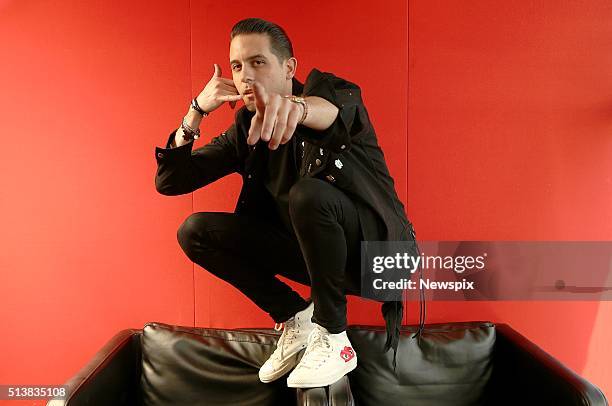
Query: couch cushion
346 321 495 406
139 322 294 406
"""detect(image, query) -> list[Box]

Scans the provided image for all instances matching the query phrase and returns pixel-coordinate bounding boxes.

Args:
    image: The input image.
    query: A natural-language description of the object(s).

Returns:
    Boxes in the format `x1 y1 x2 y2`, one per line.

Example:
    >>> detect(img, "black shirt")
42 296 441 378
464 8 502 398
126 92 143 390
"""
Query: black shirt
238 78 306 235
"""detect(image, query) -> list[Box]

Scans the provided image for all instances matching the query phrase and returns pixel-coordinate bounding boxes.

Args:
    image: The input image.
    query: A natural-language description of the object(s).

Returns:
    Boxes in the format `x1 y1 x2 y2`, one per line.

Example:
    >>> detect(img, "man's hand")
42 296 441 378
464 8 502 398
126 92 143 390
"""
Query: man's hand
247 81 305 150
195 63 242 113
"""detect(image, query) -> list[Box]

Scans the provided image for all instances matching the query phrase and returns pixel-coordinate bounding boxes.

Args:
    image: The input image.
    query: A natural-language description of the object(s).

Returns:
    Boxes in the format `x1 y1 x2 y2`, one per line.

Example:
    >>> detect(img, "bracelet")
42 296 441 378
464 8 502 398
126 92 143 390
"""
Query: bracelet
191 98 209 117
299 97 308 125
181 117 200 141
283 95 308 125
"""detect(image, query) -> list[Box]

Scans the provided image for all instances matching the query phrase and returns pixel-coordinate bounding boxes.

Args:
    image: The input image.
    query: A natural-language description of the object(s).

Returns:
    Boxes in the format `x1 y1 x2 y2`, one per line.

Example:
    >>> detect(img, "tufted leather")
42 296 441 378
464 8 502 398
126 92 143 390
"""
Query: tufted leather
48 322 608 406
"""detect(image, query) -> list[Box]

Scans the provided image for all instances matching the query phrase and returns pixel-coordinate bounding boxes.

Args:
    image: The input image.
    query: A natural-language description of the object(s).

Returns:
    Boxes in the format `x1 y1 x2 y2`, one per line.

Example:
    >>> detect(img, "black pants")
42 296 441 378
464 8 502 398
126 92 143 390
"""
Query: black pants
176 177 362 333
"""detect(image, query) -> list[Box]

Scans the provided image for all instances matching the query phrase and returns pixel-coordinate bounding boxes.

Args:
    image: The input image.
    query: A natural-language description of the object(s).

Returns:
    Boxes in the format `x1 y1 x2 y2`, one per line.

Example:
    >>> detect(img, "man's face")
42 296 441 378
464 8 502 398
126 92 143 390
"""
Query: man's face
229 33 292 112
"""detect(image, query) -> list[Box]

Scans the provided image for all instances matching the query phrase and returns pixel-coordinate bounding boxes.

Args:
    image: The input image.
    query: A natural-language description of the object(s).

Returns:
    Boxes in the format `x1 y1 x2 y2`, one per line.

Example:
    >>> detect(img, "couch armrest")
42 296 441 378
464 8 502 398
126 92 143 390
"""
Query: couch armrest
296 375 354 405
487 323 608 405
47 329 142 406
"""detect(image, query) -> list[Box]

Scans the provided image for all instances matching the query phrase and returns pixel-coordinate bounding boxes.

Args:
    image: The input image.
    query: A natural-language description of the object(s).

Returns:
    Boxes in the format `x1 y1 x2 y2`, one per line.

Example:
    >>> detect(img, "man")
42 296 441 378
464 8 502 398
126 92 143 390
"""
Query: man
154 17 419 388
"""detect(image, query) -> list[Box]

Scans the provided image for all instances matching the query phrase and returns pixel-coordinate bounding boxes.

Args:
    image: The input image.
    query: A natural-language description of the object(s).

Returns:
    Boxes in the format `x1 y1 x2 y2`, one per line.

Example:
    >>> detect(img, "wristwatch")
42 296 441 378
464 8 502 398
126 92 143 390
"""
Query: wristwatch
191 98 209 117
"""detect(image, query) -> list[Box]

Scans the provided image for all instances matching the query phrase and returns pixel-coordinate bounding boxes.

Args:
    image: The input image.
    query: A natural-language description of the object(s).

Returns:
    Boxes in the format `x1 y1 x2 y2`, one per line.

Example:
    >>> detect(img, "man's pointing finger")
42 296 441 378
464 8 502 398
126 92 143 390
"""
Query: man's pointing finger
252 82 267 112
217 94 243 102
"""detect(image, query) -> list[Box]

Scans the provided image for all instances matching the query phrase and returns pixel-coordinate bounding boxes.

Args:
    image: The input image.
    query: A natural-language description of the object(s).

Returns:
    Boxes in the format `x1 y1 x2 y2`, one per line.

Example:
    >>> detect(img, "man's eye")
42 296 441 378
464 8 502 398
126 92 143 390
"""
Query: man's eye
255 60 264 65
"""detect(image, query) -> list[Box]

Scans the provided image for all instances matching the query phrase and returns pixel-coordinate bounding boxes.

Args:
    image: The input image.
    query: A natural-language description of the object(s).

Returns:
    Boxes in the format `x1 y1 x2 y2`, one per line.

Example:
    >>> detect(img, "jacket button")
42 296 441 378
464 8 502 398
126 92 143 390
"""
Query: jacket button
340 144 346 150
157 152 164 158
326 174 336 183
315 158 321 166
247 174 252 179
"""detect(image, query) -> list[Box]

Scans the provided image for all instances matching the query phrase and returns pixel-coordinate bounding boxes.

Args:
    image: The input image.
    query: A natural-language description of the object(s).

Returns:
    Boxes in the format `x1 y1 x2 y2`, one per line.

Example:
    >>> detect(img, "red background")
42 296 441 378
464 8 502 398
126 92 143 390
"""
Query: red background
0 0 609 402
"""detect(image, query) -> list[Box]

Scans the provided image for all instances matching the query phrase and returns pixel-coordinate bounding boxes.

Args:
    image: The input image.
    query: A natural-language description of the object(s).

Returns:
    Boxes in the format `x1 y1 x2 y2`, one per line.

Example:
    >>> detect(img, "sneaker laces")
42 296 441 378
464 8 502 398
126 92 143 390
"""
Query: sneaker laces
299 327 333 369
271 317 300 360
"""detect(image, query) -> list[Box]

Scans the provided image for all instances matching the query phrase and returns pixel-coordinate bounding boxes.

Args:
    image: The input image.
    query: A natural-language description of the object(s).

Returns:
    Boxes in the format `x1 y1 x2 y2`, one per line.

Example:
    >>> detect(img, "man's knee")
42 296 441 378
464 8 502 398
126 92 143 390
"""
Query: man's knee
177 212 214 254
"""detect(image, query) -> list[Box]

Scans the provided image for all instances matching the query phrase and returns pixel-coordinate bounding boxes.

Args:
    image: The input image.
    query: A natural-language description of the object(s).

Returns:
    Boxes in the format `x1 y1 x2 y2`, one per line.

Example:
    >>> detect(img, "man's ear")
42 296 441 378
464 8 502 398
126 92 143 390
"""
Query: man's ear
285 57 298 80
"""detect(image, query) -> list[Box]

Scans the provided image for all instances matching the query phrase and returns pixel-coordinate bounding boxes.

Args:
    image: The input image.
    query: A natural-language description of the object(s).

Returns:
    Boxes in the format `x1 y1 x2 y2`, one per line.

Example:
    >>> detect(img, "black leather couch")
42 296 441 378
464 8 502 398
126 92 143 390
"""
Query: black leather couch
46 321 608 406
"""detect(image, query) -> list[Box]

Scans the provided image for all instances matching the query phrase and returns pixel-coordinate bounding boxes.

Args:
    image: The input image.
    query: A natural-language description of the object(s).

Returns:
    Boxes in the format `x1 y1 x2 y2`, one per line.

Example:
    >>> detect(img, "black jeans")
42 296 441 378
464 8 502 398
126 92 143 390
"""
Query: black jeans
176 177 362 333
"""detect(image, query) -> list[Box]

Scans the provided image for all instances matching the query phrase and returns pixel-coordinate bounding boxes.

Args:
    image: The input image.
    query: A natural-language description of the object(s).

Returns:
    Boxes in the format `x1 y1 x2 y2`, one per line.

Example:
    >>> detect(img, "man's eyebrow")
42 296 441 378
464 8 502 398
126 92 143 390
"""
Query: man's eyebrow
229 54 268 65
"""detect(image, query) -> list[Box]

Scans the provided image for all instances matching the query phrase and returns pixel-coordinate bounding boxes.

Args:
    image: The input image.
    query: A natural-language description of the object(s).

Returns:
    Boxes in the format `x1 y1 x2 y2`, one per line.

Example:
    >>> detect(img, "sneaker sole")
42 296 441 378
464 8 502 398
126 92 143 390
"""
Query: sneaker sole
259 351 303 383
286 357 357 388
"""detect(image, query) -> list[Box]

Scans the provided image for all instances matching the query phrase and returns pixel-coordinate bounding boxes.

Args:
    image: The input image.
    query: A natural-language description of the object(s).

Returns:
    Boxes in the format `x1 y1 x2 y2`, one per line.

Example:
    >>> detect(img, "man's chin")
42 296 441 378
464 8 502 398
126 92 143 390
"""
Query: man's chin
245 103 255 112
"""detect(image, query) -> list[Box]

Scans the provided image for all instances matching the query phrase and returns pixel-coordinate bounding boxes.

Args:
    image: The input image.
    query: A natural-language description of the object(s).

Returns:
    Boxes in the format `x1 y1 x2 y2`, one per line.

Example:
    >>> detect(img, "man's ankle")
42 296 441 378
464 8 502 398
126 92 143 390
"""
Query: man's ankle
296 301 312 315
313 323 347 335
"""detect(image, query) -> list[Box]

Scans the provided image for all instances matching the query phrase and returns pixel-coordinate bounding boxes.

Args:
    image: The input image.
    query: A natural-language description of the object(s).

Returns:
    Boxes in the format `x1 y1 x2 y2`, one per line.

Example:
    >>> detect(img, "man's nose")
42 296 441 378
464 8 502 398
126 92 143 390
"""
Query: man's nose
240 67 254 85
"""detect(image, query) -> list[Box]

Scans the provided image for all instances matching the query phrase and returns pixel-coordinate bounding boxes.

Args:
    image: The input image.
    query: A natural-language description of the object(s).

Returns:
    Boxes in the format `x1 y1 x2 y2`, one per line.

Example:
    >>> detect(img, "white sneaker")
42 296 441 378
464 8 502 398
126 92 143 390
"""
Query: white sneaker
286 323 357 388
259 301 315 383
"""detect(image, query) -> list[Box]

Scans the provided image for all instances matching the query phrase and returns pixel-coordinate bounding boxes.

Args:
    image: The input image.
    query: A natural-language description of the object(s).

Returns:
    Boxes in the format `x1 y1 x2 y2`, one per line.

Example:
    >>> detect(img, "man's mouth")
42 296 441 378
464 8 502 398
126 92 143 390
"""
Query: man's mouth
244 90 254 100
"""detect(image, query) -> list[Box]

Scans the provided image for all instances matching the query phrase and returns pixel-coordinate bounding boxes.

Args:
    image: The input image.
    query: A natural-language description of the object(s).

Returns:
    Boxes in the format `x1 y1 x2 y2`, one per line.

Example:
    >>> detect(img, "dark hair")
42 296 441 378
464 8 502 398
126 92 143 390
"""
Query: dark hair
230 18 294 65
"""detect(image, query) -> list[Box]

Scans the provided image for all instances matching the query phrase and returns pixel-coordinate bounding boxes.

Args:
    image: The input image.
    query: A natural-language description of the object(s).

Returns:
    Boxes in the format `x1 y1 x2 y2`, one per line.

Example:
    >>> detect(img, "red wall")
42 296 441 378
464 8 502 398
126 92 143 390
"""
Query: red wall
0 0 609 402
0 1 195 404
408 0 612 394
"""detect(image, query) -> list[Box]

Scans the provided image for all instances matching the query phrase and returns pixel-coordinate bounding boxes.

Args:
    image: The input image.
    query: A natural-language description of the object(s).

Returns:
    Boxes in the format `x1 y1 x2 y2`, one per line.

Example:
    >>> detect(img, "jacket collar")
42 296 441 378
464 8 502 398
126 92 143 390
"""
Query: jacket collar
292 76 304 96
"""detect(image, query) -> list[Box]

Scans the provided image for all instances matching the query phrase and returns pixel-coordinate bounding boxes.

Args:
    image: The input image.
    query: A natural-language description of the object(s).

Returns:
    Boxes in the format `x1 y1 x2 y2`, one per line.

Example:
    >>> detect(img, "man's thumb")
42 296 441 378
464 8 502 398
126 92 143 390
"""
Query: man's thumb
213 63 221 78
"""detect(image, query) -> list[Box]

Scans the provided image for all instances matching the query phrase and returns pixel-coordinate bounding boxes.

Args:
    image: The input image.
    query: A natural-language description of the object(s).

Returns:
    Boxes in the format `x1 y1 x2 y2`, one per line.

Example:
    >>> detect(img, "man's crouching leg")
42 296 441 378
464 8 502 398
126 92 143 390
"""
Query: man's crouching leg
285 177 361 388
176 212 319 384
176 212 310 325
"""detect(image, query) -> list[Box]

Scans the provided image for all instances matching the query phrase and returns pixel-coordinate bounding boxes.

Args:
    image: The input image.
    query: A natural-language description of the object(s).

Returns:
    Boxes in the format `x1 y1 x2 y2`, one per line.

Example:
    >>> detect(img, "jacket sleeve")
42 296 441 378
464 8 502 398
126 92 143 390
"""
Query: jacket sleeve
299 68 370 153
154 123 240 196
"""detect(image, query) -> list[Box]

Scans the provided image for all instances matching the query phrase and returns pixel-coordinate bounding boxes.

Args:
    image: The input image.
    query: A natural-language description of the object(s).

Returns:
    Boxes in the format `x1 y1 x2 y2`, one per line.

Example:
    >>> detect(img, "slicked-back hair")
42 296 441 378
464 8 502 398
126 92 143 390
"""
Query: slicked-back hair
230 17 294 65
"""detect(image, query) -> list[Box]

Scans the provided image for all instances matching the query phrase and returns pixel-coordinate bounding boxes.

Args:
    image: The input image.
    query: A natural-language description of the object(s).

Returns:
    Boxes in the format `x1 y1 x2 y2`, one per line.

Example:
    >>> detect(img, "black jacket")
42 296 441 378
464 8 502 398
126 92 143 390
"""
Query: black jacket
155 68 414 242
154 68 422 370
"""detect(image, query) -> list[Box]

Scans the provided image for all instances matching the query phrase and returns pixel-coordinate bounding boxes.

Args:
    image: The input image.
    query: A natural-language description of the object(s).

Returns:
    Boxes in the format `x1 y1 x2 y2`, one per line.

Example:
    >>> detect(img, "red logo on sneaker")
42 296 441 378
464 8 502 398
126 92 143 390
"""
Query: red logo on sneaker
339 346 354 362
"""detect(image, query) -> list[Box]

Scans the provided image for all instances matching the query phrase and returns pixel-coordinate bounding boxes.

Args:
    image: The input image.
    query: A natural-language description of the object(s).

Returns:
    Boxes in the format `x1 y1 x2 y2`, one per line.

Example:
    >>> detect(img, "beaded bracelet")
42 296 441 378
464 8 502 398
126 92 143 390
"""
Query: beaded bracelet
181 117 200 141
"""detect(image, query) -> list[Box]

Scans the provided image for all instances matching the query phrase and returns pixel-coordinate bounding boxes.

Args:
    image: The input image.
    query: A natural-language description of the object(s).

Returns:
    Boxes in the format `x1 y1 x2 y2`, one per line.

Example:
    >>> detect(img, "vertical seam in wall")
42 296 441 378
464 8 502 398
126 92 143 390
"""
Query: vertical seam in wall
189 0 196 329
405 0 410 326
